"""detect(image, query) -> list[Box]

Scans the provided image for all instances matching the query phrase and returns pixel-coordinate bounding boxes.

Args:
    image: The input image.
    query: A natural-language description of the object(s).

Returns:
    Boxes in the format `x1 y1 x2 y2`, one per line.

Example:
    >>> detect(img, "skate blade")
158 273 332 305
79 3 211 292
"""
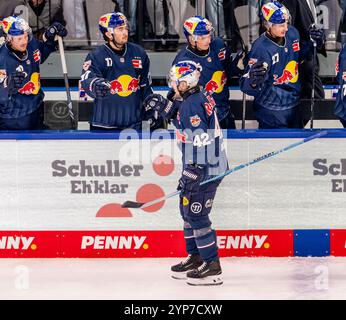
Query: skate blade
186 275 223 286
171 271 187 280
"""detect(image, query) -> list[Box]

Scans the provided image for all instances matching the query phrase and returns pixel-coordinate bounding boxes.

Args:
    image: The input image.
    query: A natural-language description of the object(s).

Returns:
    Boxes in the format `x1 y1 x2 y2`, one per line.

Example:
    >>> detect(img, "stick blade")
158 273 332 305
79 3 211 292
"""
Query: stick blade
121 201 144 209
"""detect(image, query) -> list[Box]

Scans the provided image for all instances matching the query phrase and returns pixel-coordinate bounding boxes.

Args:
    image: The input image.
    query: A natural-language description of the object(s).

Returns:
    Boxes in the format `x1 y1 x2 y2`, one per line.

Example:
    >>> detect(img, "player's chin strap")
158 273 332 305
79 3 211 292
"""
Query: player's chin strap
121 130 328 209
107 33 126 51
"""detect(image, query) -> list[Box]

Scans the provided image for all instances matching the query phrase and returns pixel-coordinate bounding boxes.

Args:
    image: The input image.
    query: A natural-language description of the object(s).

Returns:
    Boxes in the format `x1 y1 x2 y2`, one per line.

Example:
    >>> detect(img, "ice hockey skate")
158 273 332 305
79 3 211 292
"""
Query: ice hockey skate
186 260 223 286
171 254 203 280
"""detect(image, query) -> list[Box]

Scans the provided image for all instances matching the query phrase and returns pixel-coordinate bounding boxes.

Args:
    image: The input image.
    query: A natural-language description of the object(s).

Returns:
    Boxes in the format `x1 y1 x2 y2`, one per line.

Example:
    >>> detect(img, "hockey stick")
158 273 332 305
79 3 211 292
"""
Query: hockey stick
121 130 328 209
310 40 317 129
58 36 77 129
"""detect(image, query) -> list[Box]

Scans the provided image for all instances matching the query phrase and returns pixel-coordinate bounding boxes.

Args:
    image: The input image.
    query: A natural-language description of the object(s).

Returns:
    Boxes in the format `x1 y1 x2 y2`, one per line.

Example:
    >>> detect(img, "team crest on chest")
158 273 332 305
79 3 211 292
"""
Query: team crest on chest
190 114 201 127
33 49 41 62
292 41 300 52
218 50 226 60
132 59 142 68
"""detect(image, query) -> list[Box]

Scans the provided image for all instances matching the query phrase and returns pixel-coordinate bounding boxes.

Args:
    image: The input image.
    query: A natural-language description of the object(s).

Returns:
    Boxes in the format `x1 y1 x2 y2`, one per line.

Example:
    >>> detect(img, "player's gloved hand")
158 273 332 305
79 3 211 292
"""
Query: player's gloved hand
177 163 205 192
167 88 178 102
143 103 166 130
309 25 326 48
143 93 179 121
92 79 111 98
249 61 268 87
45 22 68 41
7 71 26 94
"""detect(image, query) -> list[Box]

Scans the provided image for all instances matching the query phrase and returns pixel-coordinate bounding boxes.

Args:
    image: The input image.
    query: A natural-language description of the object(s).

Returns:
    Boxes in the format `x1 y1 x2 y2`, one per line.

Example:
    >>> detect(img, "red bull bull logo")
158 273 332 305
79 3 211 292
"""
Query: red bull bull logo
273 61 298 85
178 65 191 75
205 71 227 94
183 21 195 34
1 20 10 34
18 72 40 95
110 75 139 97
190 115 201 127
99 15 111 28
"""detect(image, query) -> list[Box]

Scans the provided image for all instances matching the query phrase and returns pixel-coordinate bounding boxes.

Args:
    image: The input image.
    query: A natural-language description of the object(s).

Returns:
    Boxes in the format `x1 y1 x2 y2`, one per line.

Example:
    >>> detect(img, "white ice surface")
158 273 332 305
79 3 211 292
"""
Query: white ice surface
1 257 346 300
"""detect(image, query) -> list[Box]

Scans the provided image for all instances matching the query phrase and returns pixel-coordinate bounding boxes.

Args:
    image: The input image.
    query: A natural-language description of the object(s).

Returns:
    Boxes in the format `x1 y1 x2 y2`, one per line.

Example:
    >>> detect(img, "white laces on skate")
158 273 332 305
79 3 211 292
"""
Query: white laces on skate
196 262 208 273
181 255 193 266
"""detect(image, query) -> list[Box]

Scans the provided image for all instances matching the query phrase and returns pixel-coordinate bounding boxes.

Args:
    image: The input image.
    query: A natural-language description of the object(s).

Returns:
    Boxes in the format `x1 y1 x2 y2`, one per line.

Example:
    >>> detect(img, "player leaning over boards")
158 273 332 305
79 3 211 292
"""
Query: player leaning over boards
240 1 325 129
144 61 228 286
80 12 163 131
0 16 67 130
172 15 246 129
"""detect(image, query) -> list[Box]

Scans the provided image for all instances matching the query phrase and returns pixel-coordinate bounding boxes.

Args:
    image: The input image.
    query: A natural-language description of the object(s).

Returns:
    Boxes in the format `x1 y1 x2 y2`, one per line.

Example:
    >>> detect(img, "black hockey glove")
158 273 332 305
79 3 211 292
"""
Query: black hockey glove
143 93 179 121
249 61 268 87
309 25 326 49
92 79 111 98
45 22 68 41
7 71 26 95
143 102 166 130
178 163 205 192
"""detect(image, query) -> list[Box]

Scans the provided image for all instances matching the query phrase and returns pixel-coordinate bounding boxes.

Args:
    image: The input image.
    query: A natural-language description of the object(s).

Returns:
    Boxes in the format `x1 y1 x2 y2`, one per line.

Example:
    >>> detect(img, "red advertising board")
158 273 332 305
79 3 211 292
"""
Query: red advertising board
218 230 293 257
330 229 346 256
0 231 61 258
0 230 293 258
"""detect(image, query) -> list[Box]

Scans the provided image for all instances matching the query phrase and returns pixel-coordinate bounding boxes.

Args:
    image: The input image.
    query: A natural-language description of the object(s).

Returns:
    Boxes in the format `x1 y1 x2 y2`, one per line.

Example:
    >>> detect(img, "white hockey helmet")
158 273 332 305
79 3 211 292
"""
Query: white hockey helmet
168 60 202 89
1 16 32 41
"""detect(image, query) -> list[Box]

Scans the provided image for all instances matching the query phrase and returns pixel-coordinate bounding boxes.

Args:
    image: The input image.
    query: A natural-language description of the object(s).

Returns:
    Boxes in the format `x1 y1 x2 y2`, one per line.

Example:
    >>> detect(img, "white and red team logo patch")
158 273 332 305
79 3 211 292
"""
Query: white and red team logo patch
190 114 201 127
292 42 300 52
342 72 346 81
33 49 41 62
218 50 226 60
248 58 258 66
132 59 142 69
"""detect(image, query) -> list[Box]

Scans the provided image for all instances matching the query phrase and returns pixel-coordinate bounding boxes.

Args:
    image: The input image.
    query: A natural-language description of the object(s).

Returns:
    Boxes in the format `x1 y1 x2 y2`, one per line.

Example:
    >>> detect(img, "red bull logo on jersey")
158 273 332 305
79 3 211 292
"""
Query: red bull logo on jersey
110 75 139 97
204 95 216 116
204 71 227 94
273 61 298 85
18 72 40 95
190 114 201 127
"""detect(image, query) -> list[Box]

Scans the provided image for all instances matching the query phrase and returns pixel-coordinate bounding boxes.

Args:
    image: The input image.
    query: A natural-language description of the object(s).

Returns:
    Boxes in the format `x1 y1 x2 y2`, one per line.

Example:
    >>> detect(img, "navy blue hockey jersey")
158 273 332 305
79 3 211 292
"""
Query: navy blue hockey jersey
240 26 301 111
173 38 240 122
0 39 56 118
81 43 153 129
174 89 228 181
335 44 346 121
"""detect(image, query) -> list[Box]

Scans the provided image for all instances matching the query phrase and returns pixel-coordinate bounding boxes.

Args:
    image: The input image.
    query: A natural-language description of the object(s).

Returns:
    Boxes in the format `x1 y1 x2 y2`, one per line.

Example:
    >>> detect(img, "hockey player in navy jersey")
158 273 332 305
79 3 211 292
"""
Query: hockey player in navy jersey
80 12 162 131
172 15 245 129
240 1 324 129
334 44 346 128
144 61 228 286
0 16 67 130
